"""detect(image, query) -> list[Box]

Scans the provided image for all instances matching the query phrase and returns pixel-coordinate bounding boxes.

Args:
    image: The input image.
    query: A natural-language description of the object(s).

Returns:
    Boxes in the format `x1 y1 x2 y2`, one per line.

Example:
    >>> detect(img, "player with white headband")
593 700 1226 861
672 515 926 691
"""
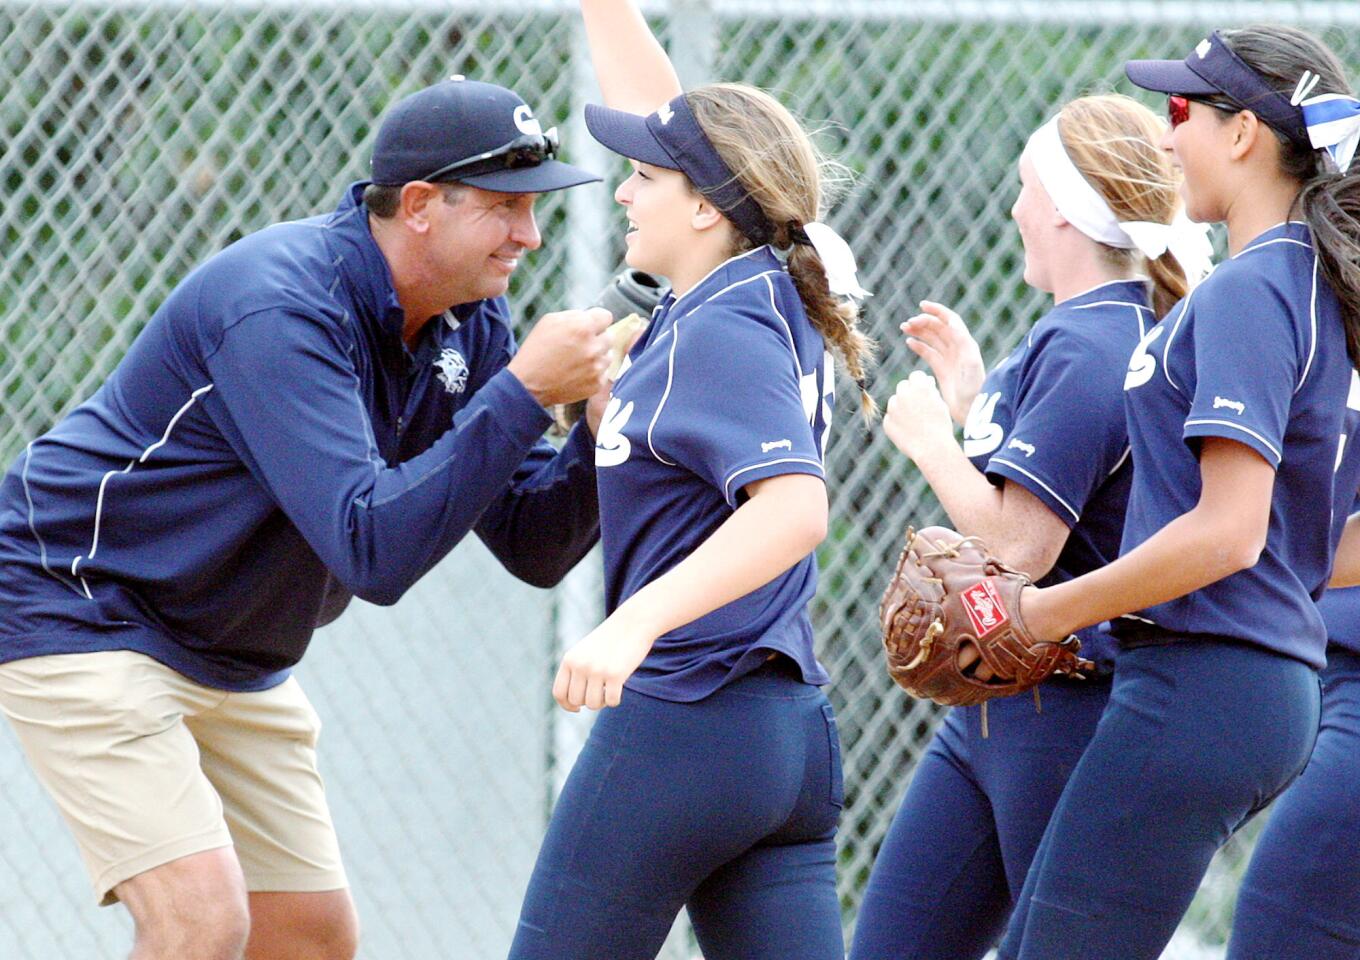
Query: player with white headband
853 94 1206 960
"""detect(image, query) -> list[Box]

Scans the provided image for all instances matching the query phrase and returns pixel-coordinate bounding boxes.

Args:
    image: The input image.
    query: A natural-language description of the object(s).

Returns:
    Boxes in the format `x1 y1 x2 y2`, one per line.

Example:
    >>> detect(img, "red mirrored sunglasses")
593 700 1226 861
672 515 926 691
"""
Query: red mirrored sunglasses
1167 94 1192 128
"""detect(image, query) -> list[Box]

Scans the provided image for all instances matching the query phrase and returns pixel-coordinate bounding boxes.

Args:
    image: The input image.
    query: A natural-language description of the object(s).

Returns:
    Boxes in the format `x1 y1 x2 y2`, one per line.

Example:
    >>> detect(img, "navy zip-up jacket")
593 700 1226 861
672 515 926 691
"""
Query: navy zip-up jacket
0 183 599 690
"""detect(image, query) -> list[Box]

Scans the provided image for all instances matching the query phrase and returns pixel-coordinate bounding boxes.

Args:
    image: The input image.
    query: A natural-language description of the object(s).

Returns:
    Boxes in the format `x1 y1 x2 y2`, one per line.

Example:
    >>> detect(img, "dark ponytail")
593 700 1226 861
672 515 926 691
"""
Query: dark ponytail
1224 25 1360 367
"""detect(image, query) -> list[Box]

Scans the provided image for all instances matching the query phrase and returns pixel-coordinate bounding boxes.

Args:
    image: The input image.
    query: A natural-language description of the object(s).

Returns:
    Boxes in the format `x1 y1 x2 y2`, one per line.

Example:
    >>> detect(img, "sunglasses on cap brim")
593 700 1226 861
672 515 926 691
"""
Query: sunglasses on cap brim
1167 94 1245 129
422 127 560 182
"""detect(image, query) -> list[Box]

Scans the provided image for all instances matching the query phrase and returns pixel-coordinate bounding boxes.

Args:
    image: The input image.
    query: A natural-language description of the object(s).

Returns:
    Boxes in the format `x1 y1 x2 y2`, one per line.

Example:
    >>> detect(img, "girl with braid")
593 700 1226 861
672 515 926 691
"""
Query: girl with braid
509 1 874 957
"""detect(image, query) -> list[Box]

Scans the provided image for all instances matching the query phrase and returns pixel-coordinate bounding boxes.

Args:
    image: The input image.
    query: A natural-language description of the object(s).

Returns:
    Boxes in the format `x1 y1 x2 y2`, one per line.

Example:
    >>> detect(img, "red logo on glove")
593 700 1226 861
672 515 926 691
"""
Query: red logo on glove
961 580 1009 637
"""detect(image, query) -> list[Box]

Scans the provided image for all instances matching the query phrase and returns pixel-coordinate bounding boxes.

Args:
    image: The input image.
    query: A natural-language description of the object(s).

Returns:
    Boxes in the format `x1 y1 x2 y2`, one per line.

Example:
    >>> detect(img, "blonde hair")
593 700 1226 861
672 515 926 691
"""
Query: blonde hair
1058 94 1188 317
685 83 878 420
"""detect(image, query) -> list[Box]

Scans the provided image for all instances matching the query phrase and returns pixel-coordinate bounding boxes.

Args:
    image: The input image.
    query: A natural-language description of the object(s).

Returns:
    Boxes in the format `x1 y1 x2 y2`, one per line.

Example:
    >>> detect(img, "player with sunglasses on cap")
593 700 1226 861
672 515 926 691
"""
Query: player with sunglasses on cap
851 92 1209 960
0 78 612 959
972 24 1360 960
506 1 876 957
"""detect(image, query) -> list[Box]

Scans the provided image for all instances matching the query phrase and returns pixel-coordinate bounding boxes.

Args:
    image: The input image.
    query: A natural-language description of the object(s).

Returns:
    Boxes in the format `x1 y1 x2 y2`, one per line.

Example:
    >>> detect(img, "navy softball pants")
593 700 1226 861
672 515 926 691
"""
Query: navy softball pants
1228 646 1360 959
849 678 1110 960
507 659 844 960
996 638 1320 960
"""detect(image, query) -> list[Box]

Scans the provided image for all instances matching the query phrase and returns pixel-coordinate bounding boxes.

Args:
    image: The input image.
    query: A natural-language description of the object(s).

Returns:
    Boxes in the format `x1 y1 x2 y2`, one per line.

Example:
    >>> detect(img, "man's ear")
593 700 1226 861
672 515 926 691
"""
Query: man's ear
398 181 443 234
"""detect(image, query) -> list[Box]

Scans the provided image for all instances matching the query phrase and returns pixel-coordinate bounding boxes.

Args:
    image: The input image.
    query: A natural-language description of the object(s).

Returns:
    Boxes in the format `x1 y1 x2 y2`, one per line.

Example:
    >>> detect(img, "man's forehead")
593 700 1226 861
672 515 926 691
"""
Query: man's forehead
466 186 540 205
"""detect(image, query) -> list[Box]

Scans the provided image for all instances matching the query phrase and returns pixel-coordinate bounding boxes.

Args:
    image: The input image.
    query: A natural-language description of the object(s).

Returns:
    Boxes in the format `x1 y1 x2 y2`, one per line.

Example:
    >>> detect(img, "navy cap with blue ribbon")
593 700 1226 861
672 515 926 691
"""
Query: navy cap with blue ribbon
585 94 776 245
1126 31 1311 146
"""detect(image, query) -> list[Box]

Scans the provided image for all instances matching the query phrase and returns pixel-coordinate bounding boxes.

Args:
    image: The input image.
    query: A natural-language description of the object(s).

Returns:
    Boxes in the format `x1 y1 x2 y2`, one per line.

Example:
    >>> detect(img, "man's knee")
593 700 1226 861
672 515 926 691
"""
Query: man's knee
246 889 359 960
119 848 251 960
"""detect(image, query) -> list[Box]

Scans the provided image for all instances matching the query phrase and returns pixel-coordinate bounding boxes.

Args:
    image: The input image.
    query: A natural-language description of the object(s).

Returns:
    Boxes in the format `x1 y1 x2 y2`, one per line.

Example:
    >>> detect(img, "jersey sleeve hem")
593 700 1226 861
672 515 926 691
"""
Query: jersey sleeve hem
985 458 1081 527
1182 419 1283 468
721 457 825 507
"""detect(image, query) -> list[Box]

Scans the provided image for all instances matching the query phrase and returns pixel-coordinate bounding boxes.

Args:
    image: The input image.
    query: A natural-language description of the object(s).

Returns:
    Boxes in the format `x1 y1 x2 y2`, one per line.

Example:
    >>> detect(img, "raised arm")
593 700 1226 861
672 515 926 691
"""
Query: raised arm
580 0 683 113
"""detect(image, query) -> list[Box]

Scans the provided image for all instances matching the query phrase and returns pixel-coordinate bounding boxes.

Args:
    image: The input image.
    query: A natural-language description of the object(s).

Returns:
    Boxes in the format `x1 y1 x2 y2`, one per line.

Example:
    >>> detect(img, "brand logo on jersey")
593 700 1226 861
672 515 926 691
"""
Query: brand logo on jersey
1213 396 1246 415
1196 38 1212 59
513 105 543 136
961 580 1010 637
762 439 793 453
434 348 469 394
595 396 634 467
1007 437 1036 458
656 102 674 125
963 392 1004 458
1124 324 1166 391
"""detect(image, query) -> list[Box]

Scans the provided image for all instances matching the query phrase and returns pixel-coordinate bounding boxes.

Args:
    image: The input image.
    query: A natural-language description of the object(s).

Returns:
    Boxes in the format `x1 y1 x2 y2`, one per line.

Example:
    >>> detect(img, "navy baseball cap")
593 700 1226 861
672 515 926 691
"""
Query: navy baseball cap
1126 31 1311 147
371 78 601 193
585 94 774 245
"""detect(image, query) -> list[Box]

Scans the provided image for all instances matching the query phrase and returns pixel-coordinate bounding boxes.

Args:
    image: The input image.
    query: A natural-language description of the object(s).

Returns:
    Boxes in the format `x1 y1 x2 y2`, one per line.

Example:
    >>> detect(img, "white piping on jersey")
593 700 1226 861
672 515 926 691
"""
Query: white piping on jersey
20 442 85 598
1159 282 1202 393
988 458 1080 523
647 322 682 465
1060 278 1145 303
761 274 805 380
647 268 793 466
1069 299 1153 339
70 384 216 599
724 457 824 505
1106 444 1132 479
1183 418 1283 464
1296 255 1320 394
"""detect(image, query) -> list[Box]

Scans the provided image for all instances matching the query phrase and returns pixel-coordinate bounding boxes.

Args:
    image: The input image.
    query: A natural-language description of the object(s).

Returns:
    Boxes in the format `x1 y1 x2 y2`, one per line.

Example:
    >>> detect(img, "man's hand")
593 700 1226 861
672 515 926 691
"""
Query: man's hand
508 308 612 406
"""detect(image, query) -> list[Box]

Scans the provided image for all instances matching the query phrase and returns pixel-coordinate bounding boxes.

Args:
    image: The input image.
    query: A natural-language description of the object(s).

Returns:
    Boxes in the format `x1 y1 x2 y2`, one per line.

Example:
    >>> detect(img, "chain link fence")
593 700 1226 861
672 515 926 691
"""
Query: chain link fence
2 1 1357 957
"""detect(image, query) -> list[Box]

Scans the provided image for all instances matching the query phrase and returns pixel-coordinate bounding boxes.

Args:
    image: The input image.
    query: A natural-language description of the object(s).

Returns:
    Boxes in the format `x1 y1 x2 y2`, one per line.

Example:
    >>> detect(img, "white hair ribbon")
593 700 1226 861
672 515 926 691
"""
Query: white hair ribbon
1300 93 1360 174
802 221 872 300
1119 211 1215 286
1025 115 1212 286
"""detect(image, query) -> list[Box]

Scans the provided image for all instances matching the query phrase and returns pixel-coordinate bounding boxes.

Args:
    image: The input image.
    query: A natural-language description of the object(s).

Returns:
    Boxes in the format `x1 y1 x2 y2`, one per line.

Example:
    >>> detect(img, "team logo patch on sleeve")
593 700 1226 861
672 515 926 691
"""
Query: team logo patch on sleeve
961 580 1010 636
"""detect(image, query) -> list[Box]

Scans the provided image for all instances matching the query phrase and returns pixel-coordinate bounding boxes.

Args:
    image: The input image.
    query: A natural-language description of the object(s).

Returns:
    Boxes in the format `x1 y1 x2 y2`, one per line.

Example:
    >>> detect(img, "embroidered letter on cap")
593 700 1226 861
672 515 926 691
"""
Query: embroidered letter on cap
961 580 1010 637
657 102 674 125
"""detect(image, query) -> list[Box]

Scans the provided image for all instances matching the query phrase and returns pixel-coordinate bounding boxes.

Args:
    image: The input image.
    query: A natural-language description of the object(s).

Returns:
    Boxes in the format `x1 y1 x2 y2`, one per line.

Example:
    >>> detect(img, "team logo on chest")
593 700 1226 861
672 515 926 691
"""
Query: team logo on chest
1124 325 1165 391
595 396 635 467
963 392 1004 458
434 348 469 395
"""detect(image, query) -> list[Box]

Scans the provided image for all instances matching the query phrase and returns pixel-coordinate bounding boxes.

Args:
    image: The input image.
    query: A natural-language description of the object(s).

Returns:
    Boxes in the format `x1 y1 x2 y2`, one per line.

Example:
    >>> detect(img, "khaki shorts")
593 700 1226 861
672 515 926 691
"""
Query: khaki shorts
0 650 347 904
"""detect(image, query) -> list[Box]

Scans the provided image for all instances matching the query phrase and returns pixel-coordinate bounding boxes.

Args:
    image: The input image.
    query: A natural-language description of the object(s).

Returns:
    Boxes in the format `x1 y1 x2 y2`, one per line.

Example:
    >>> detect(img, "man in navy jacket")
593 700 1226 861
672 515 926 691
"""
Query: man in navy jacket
0 78 609 959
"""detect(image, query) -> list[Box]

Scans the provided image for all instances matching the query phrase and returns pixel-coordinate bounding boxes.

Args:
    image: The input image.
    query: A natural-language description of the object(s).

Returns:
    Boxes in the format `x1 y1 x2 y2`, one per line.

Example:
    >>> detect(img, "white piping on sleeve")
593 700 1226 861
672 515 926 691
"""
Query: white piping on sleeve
1183 418 1283 464
724 457 824 504
988 458 1080 523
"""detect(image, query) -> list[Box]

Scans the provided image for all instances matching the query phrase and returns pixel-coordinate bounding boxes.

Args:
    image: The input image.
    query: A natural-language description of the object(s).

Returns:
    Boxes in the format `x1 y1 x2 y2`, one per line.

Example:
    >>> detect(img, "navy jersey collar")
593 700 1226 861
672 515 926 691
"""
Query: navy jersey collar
1056 278 1152 311
664 246 783 318
1235 220 1312 257
324 182 407 340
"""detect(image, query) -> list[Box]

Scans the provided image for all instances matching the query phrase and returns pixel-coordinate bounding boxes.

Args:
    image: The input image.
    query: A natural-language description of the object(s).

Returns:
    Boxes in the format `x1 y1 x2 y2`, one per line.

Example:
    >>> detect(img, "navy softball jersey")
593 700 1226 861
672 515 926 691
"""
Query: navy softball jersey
962 278 1152 668
509 247 844 960
1115 222 1356 664
595 245 833 701
850 282 1147 960
999 222 1353 960
0 183 600 691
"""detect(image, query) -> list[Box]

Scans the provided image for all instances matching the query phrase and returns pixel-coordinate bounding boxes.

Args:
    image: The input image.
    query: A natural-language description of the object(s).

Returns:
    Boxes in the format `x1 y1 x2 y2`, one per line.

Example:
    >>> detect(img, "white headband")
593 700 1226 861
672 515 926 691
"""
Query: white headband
1024 116 1213 285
